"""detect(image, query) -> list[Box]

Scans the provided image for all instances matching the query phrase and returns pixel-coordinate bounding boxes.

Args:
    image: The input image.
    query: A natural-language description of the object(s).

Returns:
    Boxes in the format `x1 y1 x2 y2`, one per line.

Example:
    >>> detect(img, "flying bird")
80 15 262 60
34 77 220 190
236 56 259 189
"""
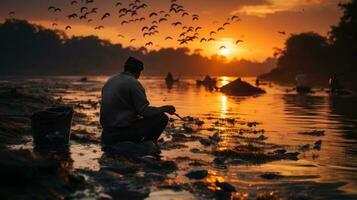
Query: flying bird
67 13 78 19
149 25 158 31
48 6 56 11
210 31 216 36
179 32 186 37
219 46 226 50
182 12 189 17
141 26 149 31
130 39 136 43
101 13 110 20
236 40 243 44
200 38 207 43
208 38 215 42
159 18 167 23
231 15 240 21
91 8 98 13
149 12 158 17
81 7 88 13
71 0 78 5
223 22 230 26
278 31 286 35
172 22 182 26
94 25 104 30
54 8 62 12
217 27 224 32
165 37 173 40
169 8 177 13
145 42 153 46
65 25 72 30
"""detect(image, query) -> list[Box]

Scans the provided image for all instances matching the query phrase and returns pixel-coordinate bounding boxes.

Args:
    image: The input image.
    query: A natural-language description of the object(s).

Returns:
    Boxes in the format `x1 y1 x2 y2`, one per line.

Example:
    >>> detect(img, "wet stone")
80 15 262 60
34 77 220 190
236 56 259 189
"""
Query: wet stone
185 170 209 180
104 141 160 155
199 138 213 146
215 181 236 193
260 173 285 180
298 130 325 136
103 161 141 174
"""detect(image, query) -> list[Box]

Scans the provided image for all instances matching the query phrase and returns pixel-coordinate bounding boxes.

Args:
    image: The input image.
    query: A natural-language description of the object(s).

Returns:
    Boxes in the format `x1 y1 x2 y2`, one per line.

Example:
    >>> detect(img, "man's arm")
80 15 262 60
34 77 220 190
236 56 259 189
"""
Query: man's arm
130 81 175 117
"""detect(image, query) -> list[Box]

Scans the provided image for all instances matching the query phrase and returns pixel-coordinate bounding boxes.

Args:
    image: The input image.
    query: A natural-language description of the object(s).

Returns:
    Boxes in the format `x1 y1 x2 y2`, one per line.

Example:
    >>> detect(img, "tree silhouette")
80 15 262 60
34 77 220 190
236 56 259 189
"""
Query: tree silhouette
0 19 274 76
260 0 357 88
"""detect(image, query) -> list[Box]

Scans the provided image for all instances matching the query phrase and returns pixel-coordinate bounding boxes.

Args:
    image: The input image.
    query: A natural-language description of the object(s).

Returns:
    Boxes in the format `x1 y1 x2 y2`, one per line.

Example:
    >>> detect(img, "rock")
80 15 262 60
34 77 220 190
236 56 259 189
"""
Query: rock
313 140 322 150
226 159 248 165
213 157 226 165
258 135 268 140
209 132 221 142
260 173 284 180
107 141 160 155
215 180 236 192
68 173 86 184
220 78 265 96
274 149 287 154
183 116 195 122
226 118 236 124
195 120 205 126
146 160 178 173
103 161 141 174
185 170 209 180
190 148 202 153
189 160 208 166
299 144 310 152
298 130 325 136
247 122 258 127
183 123 194 133
199 138 213 146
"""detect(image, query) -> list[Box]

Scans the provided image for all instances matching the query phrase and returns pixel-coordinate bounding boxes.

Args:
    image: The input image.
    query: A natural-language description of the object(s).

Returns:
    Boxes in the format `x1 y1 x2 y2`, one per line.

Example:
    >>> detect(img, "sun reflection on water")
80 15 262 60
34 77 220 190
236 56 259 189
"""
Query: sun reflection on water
220 95 228 119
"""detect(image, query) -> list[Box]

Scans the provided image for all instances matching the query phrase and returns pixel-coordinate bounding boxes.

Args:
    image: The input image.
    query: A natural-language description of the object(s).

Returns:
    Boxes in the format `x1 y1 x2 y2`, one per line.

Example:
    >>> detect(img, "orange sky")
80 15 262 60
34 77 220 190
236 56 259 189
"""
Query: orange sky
0 0 346 61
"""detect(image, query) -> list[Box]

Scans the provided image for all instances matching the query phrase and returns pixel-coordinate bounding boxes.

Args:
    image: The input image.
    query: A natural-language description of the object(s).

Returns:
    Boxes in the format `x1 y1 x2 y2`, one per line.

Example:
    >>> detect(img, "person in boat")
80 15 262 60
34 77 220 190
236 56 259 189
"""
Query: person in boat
100 57 176 145
295 74 311 94
255 78 260 86
165 72 174 84
329 74 343 94
203 75 213 83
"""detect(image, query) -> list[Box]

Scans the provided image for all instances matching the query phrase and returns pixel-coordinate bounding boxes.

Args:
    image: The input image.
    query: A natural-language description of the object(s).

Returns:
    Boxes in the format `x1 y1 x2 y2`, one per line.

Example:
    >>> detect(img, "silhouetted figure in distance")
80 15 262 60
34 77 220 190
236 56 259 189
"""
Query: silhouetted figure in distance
165 72 174 84
100 57 176 145
329 74 343 94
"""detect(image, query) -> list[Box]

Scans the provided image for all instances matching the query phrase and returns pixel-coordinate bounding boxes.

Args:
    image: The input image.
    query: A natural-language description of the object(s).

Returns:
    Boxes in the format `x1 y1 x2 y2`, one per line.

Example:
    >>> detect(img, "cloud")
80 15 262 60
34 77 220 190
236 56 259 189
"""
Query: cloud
232 0 328 17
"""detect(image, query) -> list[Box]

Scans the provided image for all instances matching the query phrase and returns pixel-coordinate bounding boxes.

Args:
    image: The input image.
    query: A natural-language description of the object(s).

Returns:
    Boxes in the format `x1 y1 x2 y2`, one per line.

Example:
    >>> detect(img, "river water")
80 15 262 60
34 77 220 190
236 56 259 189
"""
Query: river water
4 75 357 199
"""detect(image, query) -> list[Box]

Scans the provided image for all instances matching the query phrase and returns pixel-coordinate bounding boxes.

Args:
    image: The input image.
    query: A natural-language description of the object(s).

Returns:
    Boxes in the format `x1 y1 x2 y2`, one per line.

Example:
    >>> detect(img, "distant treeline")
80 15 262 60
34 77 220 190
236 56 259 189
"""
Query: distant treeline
260 0 357 88
0 19 275 76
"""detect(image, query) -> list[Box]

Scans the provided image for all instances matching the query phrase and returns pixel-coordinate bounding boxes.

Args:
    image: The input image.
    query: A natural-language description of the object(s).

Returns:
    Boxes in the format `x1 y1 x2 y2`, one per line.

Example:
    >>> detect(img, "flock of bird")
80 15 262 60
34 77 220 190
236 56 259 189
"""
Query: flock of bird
7 0 288 51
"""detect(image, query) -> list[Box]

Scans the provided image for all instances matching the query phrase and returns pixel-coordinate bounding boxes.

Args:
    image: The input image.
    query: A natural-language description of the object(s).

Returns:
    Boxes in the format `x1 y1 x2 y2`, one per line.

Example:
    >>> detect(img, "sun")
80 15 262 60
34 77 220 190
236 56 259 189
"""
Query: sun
219 48 231 56
215 38 236 58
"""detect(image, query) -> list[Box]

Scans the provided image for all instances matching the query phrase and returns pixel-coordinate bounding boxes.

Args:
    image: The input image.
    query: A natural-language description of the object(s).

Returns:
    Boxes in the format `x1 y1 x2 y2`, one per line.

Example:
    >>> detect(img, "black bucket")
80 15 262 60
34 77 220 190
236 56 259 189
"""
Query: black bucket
31 106 74 147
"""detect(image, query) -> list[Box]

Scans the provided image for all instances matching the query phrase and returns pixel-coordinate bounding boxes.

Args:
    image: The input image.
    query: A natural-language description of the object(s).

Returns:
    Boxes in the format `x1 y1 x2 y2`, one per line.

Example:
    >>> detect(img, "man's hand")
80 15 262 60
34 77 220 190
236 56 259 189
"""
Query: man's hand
161 105 176 115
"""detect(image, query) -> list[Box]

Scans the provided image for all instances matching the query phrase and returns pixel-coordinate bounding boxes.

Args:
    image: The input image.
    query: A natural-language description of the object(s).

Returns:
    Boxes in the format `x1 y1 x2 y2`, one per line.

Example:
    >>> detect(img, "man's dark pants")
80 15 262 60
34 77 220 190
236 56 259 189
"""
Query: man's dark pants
102 113 168 145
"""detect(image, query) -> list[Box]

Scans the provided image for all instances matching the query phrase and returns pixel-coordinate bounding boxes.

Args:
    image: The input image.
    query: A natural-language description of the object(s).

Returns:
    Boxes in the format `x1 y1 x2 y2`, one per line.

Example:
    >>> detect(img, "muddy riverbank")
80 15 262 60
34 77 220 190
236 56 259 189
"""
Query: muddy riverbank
1 76 357 199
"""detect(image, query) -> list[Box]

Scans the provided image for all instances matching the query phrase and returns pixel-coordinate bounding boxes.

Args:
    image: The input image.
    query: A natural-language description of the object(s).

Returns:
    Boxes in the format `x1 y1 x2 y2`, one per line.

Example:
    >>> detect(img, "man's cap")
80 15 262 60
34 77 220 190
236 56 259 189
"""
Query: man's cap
124 57 144 73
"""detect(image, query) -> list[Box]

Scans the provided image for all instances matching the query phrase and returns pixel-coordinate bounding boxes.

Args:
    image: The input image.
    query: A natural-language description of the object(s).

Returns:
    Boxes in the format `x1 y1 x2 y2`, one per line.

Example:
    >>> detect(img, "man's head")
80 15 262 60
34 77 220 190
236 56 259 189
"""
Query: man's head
124 57 144 79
